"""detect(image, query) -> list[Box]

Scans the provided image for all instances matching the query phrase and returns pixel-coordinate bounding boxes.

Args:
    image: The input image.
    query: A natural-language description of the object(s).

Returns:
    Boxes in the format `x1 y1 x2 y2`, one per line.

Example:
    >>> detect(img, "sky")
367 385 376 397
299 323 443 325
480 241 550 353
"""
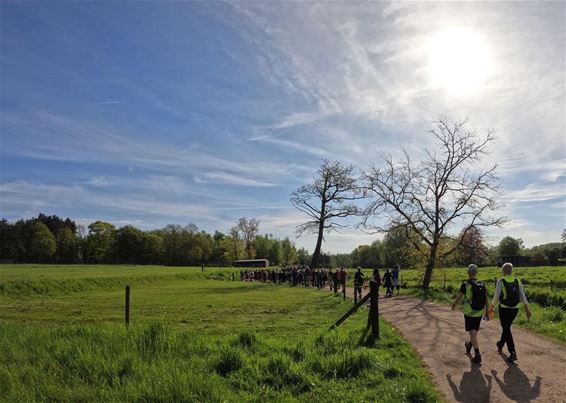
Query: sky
1 1 565 253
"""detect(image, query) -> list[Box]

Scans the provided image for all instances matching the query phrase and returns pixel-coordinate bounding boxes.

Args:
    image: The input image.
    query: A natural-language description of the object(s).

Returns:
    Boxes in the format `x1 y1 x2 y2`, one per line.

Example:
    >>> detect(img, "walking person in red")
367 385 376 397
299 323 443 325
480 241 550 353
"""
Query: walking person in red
489 262 532 362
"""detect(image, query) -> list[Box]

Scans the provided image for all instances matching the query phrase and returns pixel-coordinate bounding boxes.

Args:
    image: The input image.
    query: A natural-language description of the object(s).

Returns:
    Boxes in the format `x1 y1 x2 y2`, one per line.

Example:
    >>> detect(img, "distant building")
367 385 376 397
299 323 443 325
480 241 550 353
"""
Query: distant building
234 259 269 268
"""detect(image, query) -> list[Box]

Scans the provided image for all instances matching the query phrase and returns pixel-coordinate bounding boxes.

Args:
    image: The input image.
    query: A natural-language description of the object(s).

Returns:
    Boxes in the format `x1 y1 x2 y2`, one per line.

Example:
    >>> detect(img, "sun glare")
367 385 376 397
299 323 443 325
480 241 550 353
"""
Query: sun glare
426 28 493 95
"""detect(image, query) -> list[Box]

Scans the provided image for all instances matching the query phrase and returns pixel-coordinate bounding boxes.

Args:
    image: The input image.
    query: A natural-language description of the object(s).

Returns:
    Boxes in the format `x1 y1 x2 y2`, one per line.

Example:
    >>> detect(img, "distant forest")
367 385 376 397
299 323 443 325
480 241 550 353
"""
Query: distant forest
0 213 564 267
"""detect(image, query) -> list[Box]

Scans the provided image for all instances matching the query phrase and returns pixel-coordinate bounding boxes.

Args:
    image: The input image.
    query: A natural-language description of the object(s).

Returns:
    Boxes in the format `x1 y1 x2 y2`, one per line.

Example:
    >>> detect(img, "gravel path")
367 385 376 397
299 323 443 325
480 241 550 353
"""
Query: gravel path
339 287 566 402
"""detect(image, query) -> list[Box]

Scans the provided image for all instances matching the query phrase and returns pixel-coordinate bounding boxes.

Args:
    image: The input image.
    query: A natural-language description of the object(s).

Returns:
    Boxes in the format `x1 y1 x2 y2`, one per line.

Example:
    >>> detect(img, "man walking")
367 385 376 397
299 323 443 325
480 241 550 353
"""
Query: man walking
489 262 532 362
452 264 488 364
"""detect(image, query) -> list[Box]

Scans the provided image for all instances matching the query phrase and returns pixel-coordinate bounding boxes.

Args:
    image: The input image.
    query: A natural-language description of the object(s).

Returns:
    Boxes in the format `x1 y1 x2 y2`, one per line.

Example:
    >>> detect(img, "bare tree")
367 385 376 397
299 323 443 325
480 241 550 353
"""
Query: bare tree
362 117 506 290
291 159 362 268
236 217 260 259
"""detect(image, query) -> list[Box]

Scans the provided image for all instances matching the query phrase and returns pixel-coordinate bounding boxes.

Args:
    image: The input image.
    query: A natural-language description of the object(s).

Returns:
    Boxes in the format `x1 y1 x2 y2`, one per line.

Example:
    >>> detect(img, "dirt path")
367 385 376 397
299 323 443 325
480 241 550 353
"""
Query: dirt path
340 287 566 402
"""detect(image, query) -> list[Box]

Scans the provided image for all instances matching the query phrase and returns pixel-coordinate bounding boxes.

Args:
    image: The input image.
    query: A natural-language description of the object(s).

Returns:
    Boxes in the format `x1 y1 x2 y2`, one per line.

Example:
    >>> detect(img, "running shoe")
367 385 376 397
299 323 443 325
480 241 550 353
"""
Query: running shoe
465 341 472 355
496 341 504 352
507 352 518 362
471 354 482 364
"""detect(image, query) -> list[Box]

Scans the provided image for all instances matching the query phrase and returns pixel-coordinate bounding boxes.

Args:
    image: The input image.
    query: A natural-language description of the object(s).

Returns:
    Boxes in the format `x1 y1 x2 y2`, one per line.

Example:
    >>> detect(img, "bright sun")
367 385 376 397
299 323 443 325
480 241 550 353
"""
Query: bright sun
426 28 493 95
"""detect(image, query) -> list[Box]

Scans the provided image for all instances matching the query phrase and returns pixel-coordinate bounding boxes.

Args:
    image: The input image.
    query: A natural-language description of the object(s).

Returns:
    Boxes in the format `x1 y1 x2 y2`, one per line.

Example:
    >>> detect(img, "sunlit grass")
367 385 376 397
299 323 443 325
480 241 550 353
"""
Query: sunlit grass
0 265 440 401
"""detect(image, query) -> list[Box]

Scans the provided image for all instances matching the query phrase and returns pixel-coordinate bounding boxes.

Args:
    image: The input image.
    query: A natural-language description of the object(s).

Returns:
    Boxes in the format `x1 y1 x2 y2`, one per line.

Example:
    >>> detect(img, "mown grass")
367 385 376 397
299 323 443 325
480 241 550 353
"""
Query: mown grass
0 265 441 402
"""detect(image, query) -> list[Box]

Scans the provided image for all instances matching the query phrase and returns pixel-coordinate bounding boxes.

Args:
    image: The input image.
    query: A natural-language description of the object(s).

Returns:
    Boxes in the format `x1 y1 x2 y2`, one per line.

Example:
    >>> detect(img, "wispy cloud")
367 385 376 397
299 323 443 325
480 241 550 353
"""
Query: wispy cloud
88 100 119 106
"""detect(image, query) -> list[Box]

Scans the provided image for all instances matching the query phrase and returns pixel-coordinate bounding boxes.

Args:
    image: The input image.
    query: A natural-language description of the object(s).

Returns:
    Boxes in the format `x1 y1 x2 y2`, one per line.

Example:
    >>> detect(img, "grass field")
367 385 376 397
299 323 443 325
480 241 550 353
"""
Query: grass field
0 265 440 402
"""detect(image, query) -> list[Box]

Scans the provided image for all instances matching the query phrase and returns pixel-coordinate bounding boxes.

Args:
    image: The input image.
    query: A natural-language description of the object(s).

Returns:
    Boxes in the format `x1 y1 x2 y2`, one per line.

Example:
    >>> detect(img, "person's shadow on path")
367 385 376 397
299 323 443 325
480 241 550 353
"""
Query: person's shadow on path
491 357 541 403
447 365 492 403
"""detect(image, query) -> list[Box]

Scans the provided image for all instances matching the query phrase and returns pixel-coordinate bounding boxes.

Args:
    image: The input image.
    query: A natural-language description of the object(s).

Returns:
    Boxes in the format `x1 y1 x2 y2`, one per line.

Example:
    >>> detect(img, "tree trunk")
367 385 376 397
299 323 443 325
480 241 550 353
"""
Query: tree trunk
310 221 325 269
422 243 438 290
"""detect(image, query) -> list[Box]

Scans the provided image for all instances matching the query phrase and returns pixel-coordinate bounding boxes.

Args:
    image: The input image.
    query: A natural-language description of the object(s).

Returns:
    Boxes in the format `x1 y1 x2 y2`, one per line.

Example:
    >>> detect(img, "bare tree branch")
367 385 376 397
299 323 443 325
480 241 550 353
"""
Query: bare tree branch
362 117 507 290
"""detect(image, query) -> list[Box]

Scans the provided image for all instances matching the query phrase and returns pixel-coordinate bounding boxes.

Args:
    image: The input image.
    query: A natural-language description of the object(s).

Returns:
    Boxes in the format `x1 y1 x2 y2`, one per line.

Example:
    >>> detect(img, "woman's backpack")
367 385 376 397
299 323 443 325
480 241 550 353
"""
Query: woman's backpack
501 278 520 307
467 280 487 311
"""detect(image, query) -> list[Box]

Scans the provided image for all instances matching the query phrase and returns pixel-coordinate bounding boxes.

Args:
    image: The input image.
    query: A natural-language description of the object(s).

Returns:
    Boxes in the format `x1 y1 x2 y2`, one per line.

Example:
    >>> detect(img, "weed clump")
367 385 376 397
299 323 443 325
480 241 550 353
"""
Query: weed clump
310 351 373 379
262 355 311 392
232 331 257 349
214 347 243 376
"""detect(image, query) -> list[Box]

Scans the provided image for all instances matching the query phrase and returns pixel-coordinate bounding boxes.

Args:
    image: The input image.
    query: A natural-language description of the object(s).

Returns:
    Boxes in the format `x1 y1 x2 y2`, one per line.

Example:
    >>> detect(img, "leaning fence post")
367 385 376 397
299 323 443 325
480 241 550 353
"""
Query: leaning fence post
369 280 379 340
125 285 130 329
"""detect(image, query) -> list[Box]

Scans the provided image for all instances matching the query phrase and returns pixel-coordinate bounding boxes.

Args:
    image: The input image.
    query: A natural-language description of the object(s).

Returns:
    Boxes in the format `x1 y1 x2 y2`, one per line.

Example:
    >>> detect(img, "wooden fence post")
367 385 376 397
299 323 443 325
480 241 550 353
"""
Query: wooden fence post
125 285 130 329
369 280 379 340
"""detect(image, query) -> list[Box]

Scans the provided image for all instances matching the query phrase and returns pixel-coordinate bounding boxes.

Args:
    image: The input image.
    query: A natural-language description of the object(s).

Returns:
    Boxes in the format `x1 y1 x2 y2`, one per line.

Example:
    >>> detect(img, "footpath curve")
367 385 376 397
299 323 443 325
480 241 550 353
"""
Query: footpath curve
341 287 566 402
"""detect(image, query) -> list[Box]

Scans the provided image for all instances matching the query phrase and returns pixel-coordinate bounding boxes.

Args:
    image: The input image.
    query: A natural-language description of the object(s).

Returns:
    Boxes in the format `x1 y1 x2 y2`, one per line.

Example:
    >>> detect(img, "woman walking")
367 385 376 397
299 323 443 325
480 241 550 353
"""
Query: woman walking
489 262 532 362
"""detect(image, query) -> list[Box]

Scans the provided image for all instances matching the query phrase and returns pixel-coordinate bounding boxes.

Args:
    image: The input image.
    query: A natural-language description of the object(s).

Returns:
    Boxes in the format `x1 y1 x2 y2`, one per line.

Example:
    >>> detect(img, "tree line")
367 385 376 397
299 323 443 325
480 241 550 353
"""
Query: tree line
0 213 562 269
0 214 299 266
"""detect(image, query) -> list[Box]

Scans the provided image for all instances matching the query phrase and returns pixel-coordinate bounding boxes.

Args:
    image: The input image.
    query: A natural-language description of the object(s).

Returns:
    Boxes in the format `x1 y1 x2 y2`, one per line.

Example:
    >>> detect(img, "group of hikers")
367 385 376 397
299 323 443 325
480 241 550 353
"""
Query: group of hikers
240 261 531 367
451 262 531 365
239 264 403 297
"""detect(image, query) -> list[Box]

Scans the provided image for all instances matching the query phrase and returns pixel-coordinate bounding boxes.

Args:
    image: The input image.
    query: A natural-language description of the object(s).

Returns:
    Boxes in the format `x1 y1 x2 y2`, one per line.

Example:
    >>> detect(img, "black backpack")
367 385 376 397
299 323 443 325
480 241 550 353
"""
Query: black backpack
501 278 520 307
467 280 487 311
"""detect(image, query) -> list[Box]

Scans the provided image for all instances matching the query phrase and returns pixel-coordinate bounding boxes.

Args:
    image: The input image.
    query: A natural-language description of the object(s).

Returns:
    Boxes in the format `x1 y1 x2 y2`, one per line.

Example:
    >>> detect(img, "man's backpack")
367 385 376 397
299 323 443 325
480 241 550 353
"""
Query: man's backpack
501 278 520 307
467 280 487 311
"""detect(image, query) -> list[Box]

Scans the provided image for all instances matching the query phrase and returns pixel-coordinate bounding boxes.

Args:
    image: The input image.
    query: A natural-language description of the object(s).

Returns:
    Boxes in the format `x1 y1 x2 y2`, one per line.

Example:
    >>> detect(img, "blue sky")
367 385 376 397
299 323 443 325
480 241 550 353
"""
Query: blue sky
1 2 564 253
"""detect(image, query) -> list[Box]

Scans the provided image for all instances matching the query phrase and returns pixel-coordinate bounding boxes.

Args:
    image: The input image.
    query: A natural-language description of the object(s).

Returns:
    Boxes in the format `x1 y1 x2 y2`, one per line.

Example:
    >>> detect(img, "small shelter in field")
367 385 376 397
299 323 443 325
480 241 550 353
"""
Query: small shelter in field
234 259 269 268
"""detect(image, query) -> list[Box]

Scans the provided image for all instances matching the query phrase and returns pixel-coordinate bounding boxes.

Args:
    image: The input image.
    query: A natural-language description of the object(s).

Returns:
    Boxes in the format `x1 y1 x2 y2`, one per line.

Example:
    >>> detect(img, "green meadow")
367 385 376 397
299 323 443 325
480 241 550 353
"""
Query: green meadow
0 265 440 402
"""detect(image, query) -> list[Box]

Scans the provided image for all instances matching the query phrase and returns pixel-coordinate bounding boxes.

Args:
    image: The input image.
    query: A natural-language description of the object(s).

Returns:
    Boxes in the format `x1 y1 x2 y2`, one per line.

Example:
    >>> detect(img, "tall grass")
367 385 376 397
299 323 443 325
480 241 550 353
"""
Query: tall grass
0 318 440 402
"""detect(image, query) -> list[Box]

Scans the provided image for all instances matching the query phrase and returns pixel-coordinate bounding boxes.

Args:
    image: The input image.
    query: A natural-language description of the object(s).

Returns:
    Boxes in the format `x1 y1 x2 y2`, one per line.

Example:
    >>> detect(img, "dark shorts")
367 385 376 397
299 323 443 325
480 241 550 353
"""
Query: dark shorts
464 315 482 332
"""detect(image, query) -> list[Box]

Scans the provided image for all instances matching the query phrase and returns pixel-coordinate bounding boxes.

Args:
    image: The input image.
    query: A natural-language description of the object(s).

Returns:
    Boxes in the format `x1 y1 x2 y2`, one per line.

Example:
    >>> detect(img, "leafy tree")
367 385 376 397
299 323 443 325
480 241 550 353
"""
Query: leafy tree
0 219 16 261
221 235 245 263
141 232 164 264
268 241 281 266
363 117 506 290
291 159 361 269
210 231 227 265
331 253 353 268
381 226 422 268
351 241 382 268
86 221 116 263
236 217 260 259
37 213 76 235
280 237 297 266
498 236 523 257
55 227 79 263
253 235 272 260
29 221 56 262
114 226 145 264
455 226 488 265
296 247 310 265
